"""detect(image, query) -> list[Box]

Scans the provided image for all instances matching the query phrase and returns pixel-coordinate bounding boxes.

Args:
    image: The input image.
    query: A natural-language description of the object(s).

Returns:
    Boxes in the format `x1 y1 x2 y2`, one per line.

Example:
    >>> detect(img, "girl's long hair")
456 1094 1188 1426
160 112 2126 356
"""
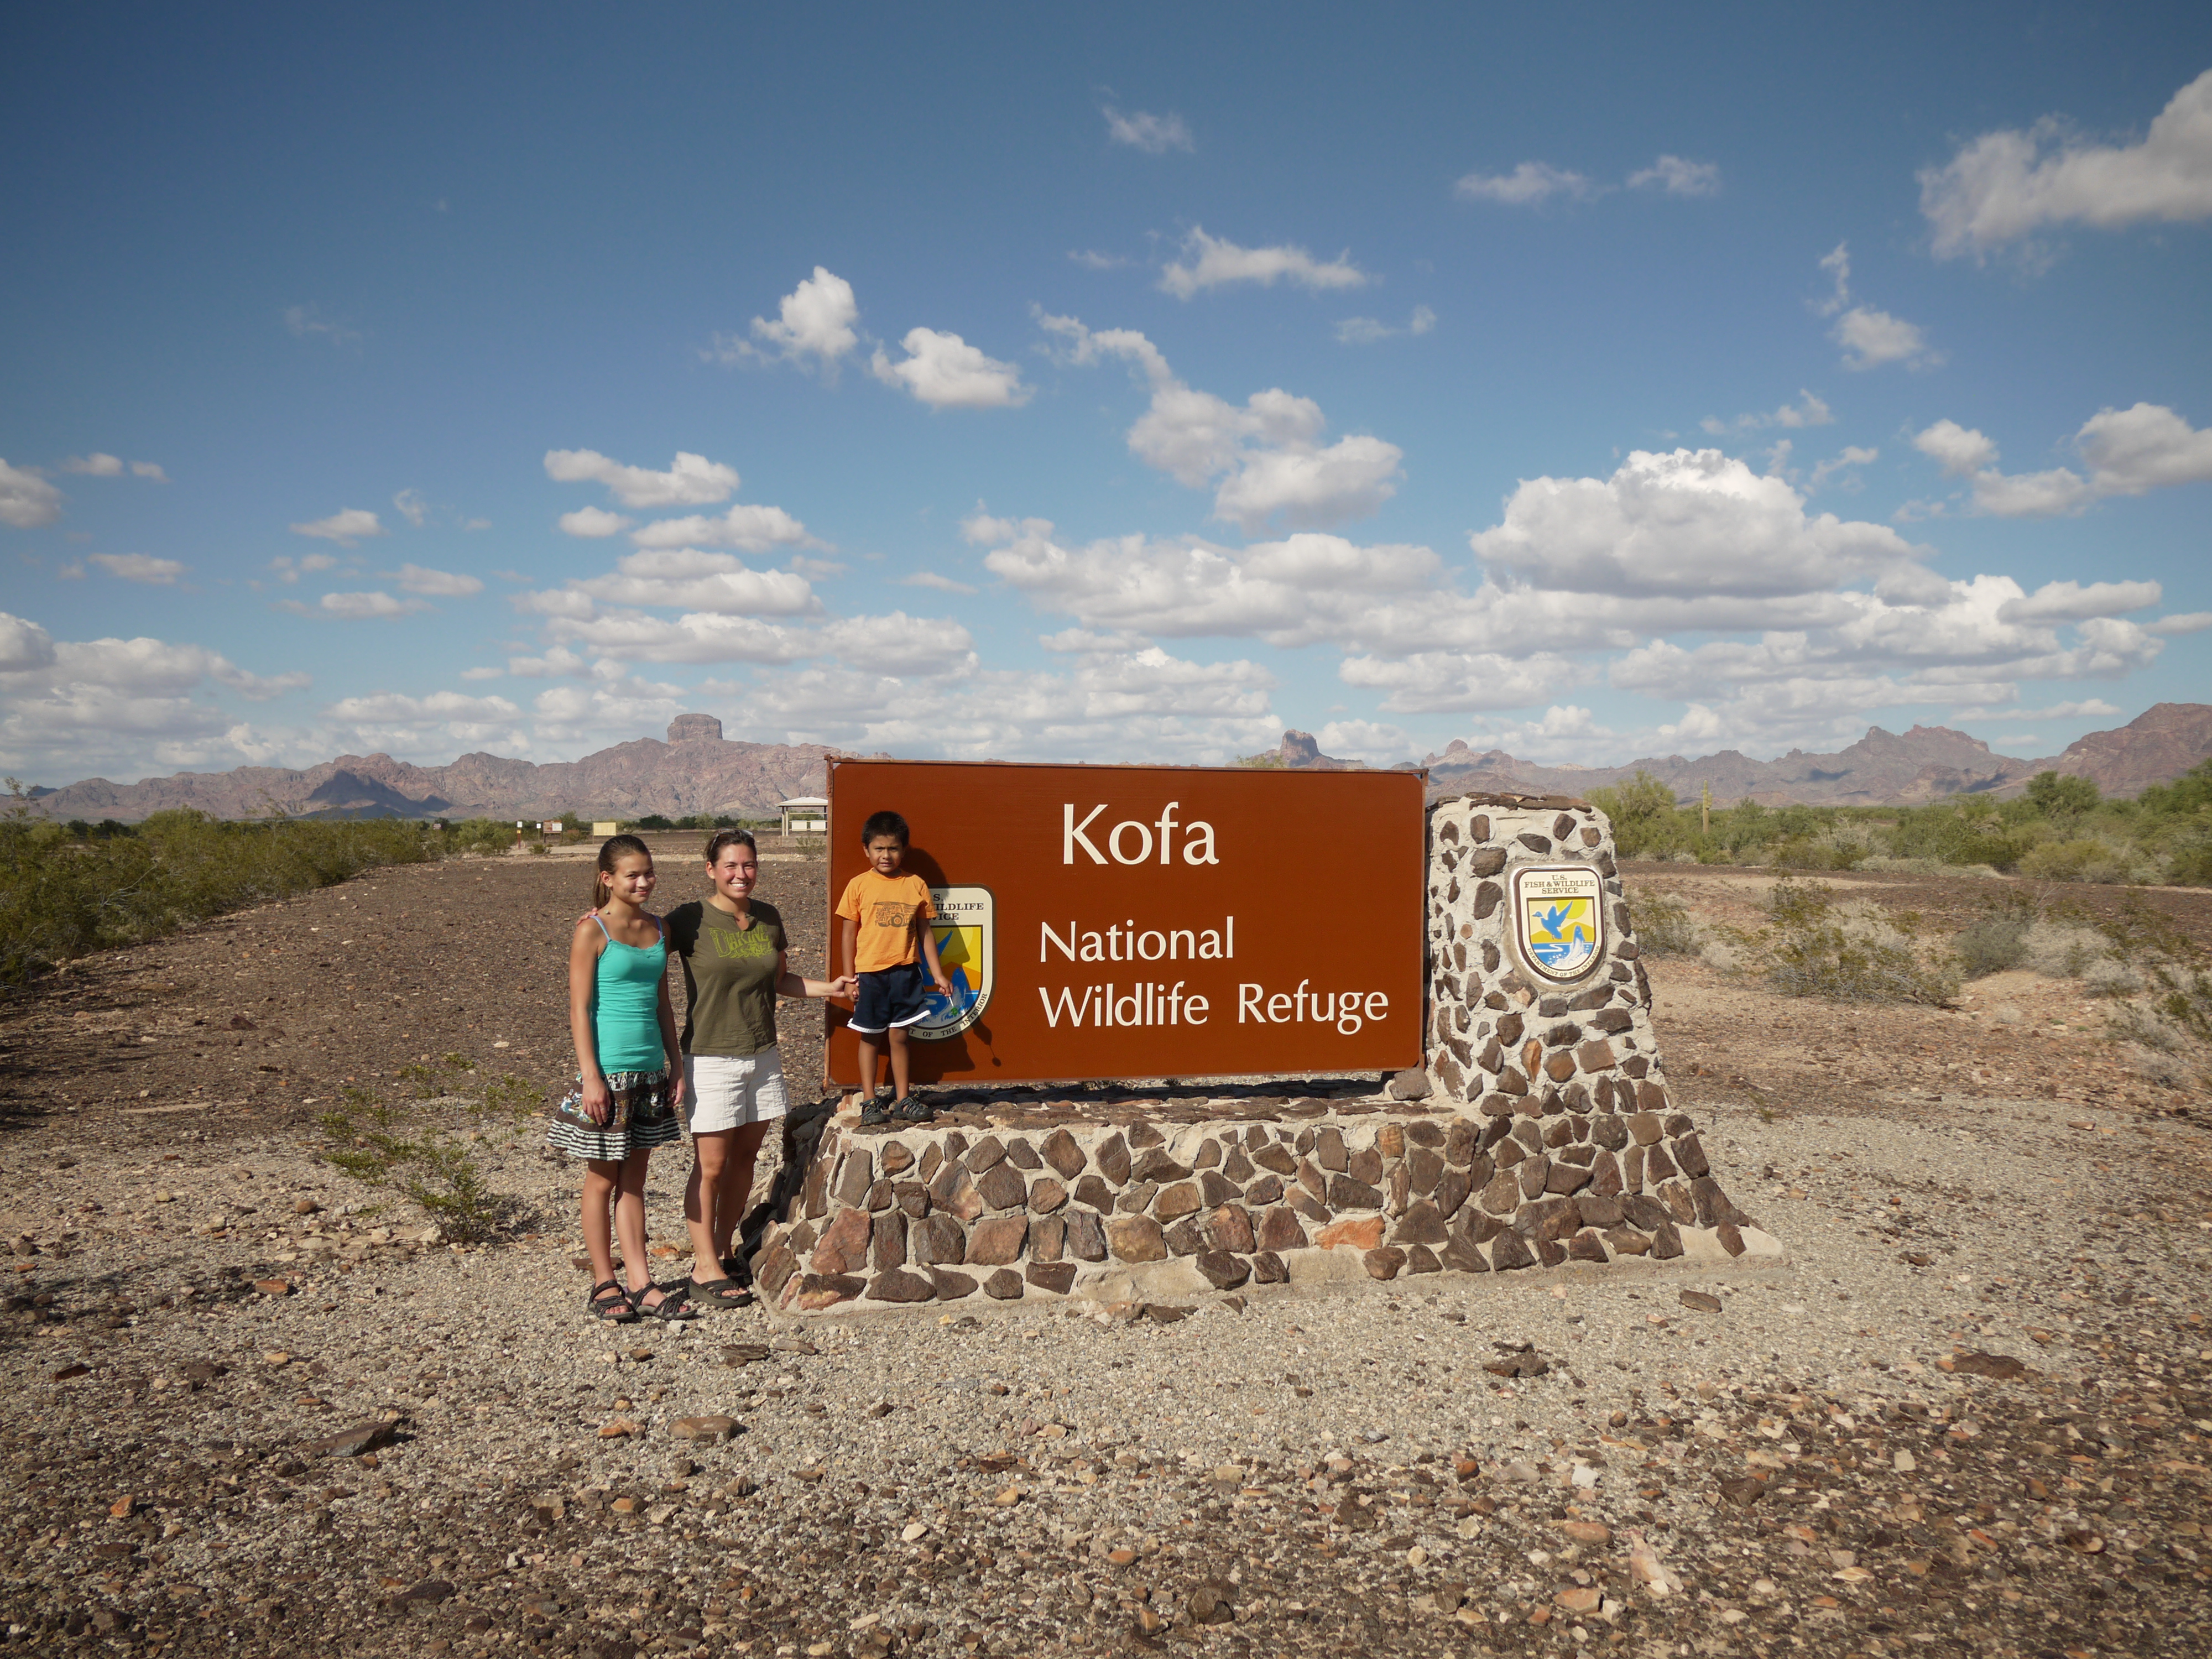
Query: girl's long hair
592 833 654 909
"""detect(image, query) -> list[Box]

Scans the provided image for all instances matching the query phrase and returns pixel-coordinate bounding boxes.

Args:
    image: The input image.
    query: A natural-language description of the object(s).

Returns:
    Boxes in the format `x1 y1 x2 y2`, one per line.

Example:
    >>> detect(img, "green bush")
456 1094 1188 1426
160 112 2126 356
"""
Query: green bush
1587 771 1689 860
0 789 437 984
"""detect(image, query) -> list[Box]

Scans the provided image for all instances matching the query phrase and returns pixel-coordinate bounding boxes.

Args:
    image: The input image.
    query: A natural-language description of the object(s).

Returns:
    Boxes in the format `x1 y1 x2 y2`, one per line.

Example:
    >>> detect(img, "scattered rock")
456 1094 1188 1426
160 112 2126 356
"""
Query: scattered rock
1679 1289 1722 1313
304 1418 398 1458
669 1415 739 1444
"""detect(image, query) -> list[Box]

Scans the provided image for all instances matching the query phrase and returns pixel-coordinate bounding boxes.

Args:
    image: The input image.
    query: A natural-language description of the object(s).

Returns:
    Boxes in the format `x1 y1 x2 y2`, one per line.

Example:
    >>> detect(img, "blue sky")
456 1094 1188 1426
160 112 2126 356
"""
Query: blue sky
4 3 2210 786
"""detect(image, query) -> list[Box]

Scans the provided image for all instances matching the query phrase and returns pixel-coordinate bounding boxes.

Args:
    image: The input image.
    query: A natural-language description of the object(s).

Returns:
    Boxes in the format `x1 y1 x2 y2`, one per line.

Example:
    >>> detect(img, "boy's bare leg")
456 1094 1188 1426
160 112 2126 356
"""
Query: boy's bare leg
887 1024 911 1099
855 1035 884 1099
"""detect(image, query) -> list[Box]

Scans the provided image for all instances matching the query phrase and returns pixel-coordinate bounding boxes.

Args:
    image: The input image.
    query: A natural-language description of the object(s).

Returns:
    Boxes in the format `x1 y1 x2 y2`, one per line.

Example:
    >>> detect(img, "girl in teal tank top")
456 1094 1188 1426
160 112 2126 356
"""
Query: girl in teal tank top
552 835 696 1324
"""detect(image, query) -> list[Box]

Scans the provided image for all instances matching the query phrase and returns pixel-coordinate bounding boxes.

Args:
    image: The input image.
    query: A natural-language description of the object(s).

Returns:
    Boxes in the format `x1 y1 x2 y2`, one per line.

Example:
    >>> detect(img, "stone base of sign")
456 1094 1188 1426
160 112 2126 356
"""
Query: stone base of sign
747 790 1775 1316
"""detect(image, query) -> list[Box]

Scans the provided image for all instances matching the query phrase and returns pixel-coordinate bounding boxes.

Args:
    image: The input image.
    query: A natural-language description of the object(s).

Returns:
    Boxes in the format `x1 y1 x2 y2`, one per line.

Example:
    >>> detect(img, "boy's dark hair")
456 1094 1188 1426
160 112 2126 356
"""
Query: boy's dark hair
860 810 909 847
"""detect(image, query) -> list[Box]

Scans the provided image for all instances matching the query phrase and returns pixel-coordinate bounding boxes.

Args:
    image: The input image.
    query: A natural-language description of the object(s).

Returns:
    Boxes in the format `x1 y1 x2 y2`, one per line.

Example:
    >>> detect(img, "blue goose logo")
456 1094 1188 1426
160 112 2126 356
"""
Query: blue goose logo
1511 864 1606 983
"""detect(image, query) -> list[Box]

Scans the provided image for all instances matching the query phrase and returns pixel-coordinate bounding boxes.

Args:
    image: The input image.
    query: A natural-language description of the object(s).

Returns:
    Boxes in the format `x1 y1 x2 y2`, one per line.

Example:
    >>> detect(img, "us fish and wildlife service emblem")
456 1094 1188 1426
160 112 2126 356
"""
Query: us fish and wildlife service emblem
1511 865 1606 984
915 885 993 1041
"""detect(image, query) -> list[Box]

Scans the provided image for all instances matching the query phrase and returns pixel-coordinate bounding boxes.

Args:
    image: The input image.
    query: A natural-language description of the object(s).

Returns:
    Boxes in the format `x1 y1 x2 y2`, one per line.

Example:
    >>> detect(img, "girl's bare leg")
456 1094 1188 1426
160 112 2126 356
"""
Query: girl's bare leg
582 1160 622 1290
615 1153 672 1310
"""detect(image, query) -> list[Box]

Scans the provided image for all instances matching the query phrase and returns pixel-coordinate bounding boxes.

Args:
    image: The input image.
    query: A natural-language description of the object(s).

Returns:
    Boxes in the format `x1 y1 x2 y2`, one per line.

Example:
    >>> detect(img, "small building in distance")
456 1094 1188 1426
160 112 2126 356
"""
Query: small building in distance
779 796 828 836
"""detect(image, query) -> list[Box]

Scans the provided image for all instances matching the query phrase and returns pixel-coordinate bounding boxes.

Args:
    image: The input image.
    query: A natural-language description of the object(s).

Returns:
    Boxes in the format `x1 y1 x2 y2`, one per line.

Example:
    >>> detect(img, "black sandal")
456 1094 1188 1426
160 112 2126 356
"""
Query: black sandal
627 1282 700 1321
684 1276 752 1311
890 1094 936 1124
588 1279 638 1323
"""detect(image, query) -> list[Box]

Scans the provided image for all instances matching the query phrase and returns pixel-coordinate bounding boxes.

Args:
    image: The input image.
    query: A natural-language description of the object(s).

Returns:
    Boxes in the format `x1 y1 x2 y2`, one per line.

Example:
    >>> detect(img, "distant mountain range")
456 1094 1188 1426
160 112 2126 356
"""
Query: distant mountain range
25 702 2212 822
1296 701 2212 806
28 713 838 823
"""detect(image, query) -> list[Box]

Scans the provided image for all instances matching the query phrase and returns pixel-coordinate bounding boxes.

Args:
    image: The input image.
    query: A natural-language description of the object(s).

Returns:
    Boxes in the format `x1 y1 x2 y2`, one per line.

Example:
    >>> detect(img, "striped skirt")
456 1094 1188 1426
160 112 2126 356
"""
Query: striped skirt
546 1069 683 1163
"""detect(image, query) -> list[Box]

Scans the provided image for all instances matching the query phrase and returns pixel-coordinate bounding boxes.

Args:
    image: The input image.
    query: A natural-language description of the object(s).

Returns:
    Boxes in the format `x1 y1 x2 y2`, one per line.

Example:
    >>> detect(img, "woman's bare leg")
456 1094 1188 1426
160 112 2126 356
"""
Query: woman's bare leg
685 1130 729 1271
717 1120 773 1265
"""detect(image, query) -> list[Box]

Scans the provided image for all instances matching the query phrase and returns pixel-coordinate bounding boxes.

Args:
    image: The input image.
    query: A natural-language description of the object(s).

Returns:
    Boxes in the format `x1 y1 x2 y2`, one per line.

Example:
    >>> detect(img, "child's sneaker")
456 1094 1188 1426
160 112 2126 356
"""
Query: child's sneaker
859 1088 895 1126
890 1093 936 1124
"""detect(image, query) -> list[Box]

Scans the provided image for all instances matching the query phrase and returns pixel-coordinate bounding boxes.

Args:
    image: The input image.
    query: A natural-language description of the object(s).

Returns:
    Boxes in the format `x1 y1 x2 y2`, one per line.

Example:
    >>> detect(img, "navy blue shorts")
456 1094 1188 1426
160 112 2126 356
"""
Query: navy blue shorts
851 962 932 1035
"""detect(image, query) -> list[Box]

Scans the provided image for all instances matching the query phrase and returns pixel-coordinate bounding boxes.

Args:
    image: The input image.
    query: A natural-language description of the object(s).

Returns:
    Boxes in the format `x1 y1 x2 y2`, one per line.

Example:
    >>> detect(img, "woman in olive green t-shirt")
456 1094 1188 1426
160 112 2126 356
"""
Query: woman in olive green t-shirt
663 830 853 1308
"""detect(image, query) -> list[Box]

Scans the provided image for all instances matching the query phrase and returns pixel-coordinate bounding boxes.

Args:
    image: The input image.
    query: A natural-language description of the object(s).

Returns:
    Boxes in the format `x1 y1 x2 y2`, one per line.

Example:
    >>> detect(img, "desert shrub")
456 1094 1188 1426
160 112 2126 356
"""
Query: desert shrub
441 818 515 855
2020 920 2106 978
2016 836 2155 885
1737 879 1959 1005
1768 837 1865 871
1954 909 2031 977
315 1081 525 1243
2093 905 2211 1094
1625 891 1700 955
2025 770 2101 816
1588 771 1689 860
0 789 436 983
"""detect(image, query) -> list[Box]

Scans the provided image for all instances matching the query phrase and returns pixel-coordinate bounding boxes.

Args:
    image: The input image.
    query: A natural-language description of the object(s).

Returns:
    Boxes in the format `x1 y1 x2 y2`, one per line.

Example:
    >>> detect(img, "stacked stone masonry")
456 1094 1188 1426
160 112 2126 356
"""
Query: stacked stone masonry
755 792 1775 1314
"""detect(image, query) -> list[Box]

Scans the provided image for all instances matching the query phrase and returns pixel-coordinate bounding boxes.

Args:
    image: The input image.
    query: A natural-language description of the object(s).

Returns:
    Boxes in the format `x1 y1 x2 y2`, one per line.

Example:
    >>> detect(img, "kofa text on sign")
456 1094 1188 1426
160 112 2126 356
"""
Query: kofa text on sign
1063 801 1219 866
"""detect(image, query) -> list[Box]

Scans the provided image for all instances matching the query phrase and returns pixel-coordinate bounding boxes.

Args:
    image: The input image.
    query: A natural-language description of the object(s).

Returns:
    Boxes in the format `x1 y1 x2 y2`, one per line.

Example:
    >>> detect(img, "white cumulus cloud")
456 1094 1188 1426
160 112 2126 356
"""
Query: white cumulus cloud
289 508 385 546
1911 402 2212 516
544 448 741 509
314 592 430 620
1700 390 1833 435
1920 69 2212 259
0 461 65 529
389 564 484 597
1470 447 1926 600
869 328 1031 409
716 267 863 374
1335 306 1436 345
1453 162 1593 205
1157 228 1369 299
557 506 634 538
1103 107 1193 154
87 554 187 585
627 504 817 552
1039 313 1402 531
60 453 123 476
1813 243 1940 371
1627 155 1721 196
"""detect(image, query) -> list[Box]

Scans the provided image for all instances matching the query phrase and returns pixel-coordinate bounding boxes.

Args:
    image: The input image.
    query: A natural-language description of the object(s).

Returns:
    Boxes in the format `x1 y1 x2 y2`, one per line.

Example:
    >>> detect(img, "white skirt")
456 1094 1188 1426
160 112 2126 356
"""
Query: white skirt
683 1047 788 1134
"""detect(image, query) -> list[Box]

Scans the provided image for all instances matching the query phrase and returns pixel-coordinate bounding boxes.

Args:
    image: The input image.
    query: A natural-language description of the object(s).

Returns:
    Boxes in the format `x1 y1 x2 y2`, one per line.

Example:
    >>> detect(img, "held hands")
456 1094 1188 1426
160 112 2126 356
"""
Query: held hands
827 974 859 1002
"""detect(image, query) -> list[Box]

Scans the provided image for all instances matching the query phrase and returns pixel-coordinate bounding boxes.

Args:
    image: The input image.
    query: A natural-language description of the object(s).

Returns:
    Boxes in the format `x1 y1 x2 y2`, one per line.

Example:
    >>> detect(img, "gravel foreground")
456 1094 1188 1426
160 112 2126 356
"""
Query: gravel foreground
3 856 2210 1658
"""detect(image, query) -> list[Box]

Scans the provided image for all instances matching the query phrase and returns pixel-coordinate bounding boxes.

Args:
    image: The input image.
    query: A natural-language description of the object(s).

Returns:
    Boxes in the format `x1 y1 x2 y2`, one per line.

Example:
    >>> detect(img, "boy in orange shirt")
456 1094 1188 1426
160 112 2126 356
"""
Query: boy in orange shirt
836 809 952 1124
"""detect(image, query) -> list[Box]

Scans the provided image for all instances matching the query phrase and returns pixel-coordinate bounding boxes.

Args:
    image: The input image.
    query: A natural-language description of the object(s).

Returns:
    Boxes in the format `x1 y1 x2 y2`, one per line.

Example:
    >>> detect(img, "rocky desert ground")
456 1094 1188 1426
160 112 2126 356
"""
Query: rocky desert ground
2 847 2209 1659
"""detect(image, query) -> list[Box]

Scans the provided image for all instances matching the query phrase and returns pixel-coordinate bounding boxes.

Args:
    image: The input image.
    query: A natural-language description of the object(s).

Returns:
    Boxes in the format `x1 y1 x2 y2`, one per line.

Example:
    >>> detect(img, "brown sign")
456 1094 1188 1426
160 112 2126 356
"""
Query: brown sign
823 758 1426 1086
